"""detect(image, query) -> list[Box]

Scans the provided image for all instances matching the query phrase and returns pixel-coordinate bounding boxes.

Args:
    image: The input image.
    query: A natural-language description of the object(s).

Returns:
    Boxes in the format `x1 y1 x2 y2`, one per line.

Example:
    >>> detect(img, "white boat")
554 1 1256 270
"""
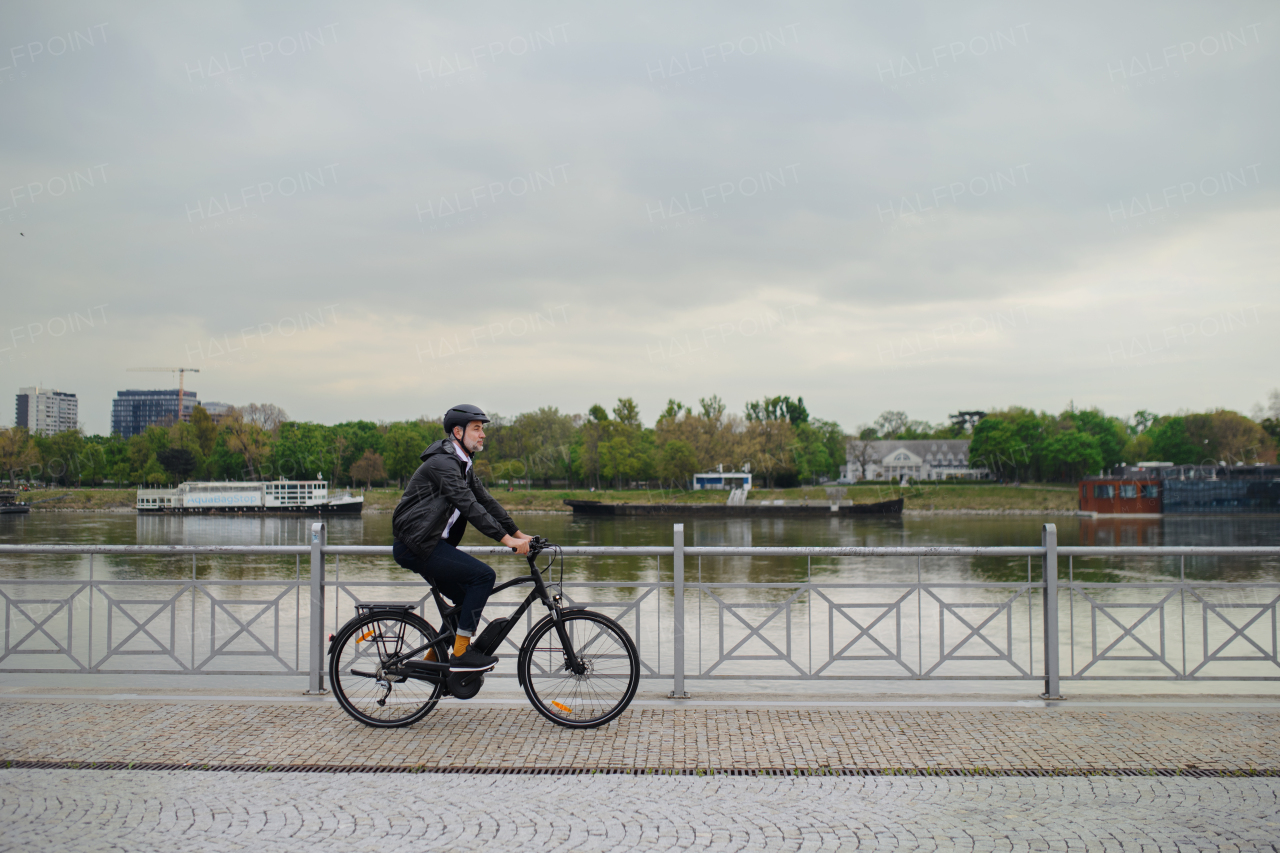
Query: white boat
137 479 363 514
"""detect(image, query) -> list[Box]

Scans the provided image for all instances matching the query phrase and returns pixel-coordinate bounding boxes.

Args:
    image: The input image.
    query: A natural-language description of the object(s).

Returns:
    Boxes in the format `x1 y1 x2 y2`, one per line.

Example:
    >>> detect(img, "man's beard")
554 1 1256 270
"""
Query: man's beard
464 437 484 454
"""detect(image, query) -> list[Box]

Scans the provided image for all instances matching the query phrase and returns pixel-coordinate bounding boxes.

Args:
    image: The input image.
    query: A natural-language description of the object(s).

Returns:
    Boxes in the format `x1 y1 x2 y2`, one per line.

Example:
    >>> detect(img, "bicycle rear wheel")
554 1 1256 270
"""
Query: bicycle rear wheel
519 610 639 728
329 611 448 728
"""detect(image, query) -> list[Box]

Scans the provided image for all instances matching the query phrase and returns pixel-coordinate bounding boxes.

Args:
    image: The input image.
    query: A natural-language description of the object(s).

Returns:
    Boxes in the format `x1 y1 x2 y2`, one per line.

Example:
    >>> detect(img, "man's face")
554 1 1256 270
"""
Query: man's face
454 420 486 453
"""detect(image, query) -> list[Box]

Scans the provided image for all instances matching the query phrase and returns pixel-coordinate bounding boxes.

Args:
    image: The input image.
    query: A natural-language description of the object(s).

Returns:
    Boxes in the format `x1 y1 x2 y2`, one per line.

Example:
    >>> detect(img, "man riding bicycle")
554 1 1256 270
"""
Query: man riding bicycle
391 404 533 673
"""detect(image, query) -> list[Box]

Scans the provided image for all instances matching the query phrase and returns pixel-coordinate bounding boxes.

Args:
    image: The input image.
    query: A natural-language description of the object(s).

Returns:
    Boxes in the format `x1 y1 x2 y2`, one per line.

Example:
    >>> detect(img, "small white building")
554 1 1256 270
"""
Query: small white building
693 465 753 491
842 440 987 482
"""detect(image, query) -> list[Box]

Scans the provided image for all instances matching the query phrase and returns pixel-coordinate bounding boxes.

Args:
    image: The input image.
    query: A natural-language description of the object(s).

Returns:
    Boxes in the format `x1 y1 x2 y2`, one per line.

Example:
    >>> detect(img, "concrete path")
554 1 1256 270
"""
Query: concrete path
3 769 1278 852
2 698 1278 771
4 697 1279 851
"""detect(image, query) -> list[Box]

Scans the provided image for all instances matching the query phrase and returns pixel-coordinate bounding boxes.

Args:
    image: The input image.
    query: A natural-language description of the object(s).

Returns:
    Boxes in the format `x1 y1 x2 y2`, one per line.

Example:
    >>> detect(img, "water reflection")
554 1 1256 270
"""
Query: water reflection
136 514 364 547
0 511 1275 584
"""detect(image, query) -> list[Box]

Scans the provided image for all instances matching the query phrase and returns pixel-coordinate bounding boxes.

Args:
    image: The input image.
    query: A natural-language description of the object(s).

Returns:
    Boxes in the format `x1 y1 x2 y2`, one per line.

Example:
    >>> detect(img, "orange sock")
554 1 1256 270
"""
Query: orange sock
453 636 470 657
424 648 438 662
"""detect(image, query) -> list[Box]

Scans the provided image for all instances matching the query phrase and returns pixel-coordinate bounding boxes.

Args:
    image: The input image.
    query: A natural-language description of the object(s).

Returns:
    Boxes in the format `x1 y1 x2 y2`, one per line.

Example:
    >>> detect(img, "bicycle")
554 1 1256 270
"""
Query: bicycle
328 537 640 729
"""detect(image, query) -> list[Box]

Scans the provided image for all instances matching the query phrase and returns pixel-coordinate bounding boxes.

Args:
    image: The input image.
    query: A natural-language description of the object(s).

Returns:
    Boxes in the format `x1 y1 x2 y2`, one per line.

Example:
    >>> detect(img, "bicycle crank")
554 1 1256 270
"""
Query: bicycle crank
446 671 485 699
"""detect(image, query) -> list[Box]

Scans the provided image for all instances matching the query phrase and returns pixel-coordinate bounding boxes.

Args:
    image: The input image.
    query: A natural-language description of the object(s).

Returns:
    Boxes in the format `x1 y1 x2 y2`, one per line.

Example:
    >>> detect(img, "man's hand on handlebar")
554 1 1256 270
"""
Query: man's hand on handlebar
501 534 530 555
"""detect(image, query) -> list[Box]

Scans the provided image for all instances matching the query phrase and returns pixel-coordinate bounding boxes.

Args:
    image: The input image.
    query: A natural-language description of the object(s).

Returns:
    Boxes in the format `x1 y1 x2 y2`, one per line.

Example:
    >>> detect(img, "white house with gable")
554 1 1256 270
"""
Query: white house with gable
841 439 987 482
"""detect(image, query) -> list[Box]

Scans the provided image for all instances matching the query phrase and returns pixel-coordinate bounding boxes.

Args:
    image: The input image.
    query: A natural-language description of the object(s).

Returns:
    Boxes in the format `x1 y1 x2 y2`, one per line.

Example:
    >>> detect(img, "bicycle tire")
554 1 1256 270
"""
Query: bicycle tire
329 610 449 728
519 610 640 729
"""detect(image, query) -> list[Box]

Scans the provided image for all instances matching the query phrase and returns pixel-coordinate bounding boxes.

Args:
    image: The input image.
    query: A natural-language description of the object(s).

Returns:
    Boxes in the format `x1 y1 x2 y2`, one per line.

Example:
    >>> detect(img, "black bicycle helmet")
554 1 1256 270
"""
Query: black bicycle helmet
443 403 490 440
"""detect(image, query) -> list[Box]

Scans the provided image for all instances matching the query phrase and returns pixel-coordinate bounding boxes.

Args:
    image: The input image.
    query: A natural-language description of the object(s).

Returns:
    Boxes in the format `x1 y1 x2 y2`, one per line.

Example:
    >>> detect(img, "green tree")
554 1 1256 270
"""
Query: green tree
142 453 167 485
737 418 798 488
1129 410 1157 435
190 405 218 455
657 439 699 487
39 430 87 486
90 435 130 485
0 428 40 485
1146 417 1198 465
330 421 386 485
223 419 270 479
612 398 641 427
73 438 110 486
506 407 576 485
872 411 909 438
349 449 387 487
588 404 609 422
1041 431 1103 481
970 417 1025 480
699 395 727 422
791 435 833 484
599 433 643 488
658 399 688 423
156 447 198 483
745 395 809 425
269 421 337 480
1067 409 1127 468
1121 432 1155 464
382 423 424 485
789 420 845 483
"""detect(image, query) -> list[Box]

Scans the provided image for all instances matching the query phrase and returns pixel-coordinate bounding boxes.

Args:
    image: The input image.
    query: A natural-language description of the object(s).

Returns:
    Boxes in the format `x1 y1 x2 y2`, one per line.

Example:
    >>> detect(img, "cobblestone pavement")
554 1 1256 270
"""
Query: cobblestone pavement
2 700 1277 770
2 769 1278 852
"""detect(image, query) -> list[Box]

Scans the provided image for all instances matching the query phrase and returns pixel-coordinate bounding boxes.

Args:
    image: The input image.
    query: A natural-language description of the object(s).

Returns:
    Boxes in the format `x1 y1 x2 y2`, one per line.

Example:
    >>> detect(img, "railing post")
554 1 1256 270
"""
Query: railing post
668 522 689 699
1040 522 1063 699
307 521 327 694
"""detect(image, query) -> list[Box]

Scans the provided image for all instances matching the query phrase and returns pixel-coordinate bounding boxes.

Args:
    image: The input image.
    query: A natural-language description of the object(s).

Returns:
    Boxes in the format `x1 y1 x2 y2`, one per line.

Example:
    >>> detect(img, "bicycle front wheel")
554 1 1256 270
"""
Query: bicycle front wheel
520 610 640 728
329 611 447 728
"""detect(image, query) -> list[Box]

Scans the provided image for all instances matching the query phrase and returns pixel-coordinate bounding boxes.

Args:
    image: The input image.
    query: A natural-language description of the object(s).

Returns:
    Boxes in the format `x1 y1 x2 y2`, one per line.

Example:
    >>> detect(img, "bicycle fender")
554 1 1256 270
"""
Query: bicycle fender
517 615 554 687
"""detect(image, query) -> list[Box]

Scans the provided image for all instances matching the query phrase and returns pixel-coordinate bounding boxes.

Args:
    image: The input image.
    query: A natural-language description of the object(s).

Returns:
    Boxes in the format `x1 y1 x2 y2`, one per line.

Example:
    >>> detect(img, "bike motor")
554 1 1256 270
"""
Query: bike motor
447 671 484 699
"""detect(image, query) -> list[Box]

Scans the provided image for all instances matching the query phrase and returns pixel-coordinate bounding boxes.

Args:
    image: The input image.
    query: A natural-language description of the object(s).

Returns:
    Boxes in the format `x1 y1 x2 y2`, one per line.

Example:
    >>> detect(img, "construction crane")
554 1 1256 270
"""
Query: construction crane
126 367 201 423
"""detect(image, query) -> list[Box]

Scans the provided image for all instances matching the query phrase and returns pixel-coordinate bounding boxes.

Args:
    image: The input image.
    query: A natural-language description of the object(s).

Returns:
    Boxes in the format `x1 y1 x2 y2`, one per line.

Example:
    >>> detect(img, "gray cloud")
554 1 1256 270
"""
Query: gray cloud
2 0 1277 434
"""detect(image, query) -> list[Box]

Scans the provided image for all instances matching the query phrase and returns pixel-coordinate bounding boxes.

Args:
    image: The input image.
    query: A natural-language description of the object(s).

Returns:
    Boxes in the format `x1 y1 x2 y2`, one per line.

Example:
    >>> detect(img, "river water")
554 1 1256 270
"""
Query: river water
1 511 1277 583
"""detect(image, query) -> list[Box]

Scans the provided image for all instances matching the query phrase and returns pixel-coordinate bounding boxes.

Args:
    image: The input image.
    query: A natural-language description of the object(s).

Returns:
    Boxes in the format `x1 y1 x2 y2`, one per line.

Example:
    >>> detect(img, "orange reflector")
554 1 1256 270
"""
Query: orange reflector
552 700 573 714
356 630 375 643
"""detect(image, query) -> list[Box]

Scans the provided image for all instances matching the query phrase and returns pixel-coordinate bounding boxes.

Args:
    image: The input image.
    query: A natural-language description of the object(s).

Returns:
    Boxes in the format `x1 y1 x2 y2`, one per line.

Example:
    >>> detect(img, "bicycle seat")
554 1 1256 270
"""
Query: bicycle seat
355 602 417 615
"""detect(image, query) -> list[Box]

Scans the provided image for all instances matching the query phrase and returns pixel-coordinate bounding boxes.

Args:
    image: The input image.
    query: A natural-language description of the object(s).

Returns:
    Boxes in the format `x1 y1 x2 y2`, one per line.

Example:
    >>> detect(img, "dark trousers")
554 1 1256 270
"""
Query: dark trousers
392 539 495 636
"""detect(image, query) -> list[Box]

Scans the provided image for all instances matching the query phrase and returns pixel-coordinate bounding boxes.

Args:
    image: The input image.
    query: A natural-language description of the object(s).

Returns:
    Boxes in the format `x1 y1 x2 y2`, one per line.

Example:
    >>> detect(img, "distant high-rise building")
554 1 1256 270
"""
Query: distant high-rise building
15 387 79 436
111 389 199 438
200 401 233 420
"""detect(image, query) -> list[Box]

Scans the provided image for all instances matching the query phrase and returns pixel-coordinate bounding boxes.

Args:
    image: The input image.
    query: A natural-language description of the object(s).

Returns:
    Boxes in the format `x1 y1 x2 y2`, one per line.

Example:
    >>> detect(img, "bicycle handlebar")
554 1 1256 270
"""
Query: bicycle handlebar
510 535 554 557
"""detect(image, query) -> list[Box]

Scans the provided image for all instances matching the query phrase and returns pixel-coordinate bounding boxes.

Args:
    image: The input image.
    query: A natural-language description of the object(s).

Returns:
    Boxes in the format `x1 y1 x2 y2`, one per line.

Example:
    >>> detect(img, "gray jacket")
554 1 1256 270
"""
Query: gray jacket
391 439 518 559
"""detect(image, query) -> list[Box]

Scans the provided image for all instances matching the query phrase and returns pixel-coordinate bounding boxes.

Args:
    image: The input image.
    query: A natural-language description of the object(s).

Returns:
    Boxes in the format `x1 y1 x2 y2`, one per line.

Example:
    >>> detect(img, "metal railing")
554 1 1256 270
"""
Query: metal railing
1 523 1277 698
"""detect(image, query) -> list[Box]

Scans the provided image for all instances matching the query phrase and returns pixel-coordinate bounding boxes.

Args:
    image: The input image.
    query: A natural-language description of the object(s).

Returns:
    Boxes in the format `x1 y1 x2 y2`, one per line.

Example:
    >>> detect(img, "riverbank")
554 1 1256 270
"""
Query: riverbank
15 484 1078 514
365 484 1080 513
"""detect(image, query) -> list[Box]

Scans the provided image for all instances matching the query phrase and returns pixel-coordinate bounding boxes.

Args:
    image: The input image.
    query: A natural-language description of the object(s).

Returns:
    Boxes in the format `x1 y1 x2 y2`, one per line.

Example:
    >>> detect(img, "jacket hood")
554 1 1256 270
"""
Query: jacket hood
419 439 454 462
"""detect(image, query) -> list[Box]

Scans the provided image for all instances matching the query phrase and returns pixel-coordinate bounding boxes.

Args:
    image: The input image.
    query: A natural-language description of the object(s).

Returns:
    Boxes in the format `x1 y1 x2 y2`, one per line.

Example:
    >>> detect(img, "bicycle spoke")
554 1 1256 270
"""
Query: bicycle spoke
331 613 444 728
521 612 638 728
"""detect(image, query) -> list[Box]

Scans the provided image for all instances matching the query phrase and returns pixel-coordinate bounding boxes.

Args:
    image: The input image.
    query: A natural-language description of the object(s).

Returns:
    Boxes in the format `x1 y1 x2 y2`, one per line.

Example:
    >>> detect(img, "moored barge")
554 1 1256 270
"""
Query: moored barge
564 498 904 517
137 480 363 514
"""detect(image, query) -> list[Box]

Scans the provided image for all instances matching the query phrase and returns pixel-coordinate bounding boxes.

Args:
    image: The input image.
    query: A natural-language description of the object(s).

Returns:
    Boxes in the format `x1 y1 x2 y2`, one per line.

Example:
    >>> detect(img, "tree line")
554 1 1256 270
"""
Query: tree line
2 392 1275 490
0 394 847 490
966 406 1278 481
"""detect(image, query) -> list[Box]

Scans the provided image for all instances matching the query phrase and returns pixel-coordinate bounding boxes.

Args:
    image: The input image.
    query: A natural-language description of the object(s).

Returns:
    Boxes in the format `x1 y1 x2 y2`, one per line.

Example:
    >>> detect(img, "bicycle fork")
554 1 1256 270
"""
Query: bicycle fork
547 601 587 677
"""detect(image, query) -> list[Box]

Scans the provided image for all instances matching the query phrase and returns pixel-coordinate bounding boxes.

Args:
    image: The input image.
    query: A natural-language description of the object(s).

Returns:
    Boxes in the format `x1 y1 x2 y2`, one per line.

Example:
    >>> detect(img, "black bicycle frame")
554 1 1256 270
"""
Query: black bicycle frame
382 551 582 675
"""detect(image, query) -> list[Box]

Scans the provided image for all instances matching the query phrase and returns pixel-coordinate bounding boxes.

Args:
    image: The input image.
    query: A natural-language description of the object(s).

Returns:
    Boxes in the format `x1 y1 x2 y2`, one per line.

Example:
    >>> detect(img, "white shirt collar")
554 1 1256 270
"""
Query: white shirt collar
451 439 473 471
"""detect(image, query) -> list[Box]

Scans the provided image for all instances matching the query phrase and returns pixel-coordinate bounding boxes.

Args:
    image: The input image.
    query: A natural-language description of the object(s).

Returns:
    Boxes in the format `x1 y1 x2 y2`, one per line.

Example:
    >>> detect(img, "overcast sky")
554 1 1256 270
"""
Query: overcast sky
2 0 1276 435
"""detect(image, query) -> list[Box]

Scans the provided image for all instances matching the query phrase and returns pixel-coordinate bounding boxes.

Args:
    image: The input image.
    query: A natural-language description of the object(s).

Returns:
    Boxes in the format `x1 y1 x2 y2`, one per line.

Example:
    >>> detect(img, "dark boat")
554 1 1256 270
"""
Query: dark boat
563 498 904 517
0 490 31 515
